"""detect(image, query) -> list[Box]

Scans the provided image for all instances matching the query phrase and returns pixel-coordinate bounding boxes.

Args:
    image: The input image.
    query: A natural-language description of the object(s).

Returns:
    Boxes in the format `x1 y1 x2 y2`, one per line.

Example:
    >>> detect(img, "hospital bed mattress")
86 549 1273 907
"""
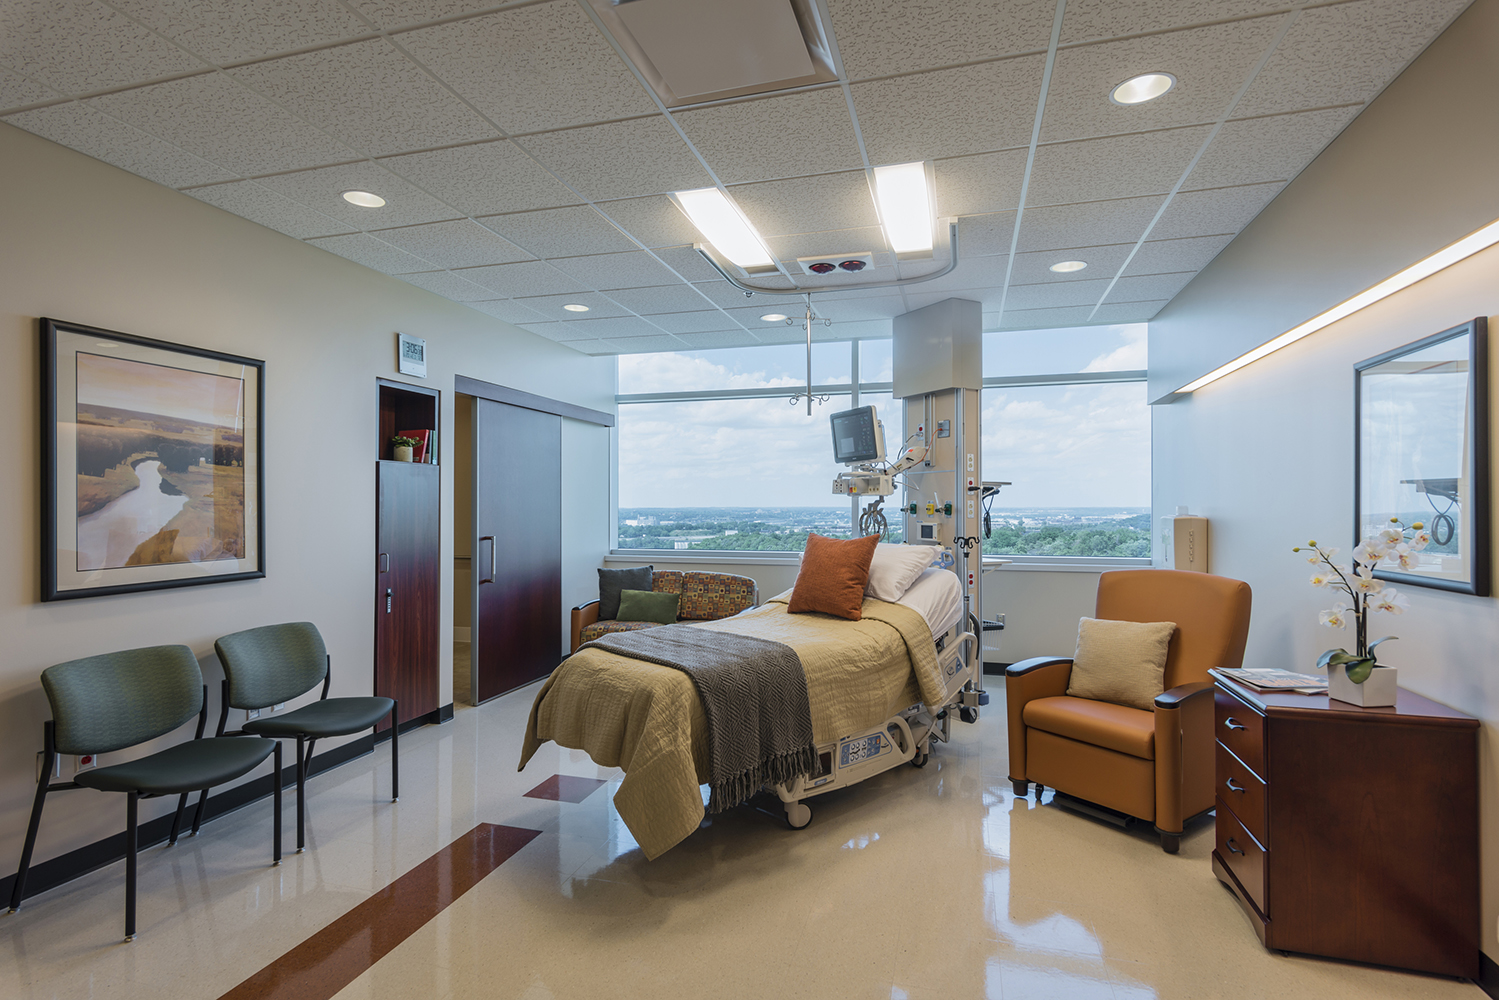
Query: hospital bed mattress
519 588 957 859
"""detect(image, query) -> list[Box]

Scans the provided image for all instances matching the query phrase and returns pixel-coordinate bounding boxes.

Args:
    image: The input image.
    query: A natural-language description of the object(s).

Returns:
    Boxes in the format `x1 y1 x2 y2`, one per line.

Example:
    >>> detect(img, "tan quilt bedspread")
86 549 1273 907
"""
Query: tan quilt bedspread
518 593 945 859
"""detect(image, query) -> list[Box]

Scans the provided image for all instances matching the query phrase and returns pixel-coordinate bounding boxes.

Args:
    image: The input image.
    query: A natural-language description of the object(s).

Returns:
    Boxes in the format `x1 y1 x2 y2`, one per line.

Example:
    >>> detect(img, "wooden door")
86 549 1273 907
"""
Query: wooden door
375 460 440 728
473 399 561 702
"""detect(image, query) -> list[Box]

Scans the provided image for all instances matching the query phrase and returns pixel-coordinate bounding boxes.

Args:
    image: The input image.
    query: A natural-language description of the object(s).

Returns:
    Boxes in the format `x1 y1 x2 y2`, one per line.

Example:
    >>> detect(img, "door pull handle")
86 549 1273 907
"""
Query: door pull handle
479 535 496 584
385 588 393 614
1225 778 1245 793
1225 838 1244 856
1223 717 1247 731
379 552 390 573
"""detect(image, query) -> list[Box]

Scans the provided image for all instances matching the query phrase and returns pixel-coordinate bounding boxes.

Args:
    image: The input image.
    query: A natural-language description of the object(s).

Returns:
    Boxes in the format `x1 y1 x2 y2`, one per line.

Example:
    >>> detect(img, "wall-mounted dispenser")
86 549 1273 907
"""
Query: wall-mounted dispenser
1159 506 1209 573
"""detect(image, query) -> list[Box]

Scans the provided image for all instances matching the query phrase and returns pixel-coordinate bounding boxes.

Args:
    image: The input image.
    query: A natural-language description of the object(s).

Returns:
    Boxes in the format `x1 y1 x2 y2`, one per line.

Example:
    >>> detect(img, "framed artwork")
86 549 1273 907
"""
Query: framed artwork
1354 317 1489 596
41 318 265 601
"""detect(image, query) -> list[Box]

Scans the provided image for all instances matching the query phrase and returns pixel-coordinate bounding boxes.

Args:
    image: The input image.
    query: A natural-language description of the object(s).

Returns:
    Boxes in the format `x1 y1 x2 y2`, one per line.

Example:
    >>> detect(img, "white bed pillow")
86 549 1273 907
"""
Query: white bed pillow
864 543 939 601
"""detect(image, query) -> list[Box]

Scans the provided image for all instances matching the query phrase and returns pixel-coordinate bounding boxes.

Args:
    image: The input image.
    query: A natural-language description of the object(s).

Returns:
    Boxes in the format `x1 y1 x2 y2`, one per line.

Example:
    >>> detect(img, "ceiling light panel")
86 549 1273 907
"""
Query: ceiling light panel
672 187 777 272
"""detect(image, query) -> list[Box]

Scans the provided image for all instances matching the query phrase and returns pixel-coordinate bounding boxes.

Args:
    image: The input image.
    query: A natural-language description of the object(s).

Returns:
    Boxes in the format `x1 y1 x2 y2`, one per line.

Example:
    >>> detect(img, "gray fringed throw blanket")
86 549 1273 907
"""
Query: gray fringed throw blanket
581 625 817 812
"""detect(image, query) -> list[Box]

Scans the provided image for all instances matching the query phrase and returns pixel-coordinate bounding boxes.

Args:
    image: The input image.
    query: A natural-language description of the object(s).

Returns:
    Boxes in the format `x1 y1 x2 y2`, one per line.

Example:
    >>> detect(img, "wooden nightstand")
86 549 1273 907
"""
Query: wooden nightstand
1209 670 1479 978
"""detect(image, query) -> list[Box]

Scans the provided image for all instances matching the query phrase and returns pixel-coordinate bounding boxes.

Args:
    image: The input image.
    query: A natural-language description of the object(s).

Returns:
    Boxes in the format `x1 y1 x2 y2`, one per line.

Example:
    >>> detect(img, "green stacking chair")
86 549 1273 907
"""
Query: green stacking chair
9 645 281 941
199 622 397 853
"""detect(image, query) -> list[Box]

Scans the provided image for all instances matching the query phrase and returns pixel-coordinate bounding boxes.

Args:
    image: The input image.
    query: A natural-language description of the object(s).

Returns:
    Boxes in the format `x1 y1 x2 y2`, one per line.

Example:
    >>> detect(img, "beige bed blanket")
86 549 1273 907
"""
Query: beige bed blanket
518 592 945 859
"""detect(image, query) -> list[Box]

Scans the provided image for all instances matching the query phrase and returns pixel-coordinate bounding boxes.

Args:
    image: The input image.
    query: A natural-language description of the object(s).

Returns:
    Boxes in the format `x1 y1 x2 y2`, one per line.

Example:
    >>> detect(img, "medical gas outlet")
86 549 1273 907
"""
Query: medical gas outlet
832 473 893 496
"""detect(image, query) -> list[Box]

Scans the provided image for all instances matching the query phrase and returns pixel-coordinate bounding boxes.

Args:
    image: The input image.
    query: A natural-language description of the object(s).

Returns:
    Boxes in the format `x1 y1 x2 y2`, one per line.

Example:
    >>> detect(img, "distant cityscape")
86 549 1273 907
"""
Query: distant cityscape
618 507 1152 557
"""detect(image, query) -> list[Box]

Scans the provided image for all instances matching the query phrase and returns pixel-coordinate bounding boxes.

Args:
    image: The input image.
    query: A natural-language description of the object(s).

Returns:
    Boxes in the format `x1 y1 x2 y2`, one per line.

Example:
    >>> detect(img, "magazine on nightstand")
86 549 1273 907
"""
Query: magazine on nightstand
1215 667 1328 692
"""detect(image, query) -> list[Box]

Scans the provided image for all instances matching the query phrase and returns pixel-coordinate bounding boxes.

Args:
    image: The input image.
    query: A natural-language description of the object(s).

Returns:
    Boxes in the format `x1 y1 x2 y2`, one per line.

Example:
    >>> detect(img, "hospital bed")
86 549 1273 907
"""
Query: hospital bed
518 565 980 859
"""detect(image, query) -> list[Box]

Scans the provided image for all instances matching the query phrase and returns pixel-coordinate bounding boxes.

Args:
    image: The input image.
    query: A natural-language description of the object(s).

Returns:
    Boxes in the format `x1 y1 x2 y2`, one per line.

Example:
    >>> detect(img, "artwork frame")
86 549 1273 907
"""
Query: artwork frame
1353 317 1489 597
41 318 265 601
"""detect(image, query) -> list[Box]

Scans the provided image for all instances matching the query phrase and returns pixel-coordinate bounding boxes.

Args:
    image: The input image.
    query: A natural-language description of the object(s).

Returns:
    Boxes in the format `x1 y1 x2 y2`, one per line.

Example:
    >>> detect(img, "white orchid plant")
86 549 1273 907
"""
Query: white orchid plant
1293 518 1427 683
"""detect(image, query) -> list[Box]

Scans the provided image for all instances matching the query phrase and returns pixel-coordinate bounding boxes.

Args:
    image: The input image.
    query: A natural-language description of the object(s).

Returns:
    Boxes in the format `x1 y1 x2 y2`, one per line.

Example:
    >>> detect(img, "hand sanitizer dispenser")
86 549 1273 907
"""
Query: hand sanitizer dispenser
1159 506 1209 573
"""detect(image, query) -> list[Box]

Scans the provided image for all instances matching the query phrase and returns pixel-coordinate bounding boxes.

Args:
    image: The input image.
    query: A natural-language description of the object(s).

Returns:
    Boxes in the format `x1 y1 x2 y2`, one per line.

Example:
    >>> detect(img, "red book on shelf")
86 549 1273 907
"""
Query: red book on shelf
397 428 430 463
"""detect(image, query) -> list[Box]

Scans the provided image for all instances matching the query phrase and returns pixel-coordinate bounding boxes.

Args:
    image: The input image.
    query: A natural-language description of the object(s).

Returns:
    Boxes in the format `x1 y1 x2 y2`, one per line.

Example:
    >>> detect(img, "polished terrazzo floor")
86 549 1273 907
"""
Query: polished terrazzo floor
2 659 1481 1000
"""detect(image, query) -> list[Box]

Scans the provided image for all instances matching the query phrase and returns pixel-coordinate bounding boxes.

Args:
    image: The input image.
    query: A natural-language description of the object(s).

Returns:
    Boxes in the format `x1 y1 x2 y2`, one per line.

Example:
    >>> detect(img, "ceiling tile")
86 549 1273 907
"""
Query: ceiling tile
674 87 863 185
186 180 354 238
344 0 499 30
730 170 879 237
811 295 907 322
768 228 890 262
514 290 631 320
1188 107 1360 190
637 311 741 334
1150 182 1282 240
1040 18 1286 144
826 0 1057 80
903 254 1010 296
904 288 1003 312
1003 279 1112 311
518 321 583 342
996 305 1097 330
595 196 700 249
605 283 717 314
1124 234 1232 275
459 259 588 298
560 316 671 340
957 212 1017 256
1235 0 1471 118
110 0 371 65
229 38 495 157
1017 196 1163 252
518 117 710 202
1060 0 1290 44
397 269 499 301
0 65 59 110
600 334 689 355
934 149 1027 217
1009 244 1133 284
479 205 636 259
660 246 735 283
257 160 461 228
305 232 434 273
1107 271 1196 302
1092 299 1170 324
677 331 759 350
1028 126 1210 207
547 250 679 290
378 140 579 217
691 279 781 309
852 55 1045 163
88 73 357 176
373 219 533 269
467 298 548 325
4 101 235 188
0 0 205 95
395 2 657 134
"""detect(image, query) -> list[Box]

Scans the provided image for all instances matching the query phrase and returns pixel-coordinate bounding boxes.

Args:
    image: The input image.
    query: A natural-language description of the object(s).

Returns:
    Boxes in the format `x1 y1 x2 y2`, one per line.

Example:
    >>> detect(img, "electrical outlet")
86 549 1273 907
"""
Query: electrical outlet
74 753 98 774
246 708 261 721
273 703 285 713
37 751 59 782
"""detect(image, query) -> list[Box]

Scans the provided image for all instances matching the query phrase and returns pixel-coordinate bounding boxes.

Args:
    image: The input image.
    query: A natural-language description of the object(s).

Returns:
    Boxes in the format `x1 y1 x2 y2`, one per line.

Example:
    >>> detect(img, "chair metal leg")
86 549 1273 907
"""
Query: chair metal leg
303 738 317 777
189 787 209 836
9 758 52 913
390 700 399 802
295 735 306 853
272 742 282 865
125 792 138 941
167 792 190 846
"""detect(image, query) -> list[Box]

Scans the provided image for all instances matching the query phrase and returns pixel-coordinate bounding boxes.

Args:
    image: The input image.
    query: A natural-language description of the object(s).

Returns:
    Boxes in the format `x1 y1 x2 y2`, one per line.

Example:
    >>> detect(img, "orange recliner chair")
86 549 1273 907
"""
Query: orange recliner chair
1004 569 1252 853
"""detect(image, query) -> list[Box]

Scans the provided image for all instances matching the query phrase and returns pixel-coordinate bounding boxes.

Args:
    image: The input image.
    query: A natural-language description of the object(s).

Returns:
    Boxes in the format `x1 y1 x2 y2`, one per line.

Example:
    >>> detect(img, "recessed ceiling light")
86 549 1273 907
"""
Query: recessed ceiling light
341 190 386 207
1050 260 1088 273
1110 73 1176 105
760 313 787 322
562 303 590 312
872 161 934 255
673 188 775 271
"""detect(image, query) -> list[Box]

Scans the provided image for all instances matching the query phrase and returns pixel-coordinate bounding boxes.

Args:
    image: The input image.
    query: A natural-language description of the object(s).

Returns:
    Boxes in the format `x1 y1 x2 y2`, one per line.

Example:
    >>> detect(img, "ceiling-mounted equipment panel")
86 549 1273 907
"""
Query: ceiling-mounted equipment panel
591 0 838 108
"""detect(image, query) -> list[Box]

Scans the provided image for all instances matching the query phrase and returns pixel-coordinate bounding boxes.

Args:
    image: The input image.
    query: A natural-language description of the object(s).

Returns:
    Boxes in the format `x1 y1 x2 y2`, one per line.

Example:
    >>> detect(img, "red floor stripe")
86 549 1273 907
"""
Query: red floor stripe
218 823 539 1000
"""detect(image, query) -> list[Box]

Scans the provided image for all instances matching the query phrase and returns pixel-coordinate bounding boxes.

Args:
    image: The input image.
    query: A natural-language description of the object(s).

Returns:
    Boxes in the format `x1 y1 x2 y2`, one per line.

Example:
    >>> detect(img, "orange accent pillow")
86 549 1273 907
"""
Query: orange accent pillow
788 533 881 620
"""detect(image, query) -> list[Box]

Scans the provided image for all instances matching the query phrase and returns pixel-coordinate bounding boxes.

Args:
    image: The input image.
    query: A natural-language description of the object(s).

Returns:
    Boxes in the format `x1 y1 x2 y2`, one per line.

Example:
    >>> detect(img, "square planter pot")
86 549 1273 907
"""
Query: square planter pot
1327 664 1397 707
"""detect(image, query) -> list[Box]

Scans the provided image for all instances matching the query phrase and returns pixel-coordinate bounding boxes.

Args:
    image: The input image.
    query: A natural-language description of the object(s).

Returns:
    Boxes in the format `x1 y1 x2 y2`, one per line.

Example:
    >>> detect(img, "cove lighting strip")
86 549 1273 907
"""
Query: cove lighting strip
1179 216 1499 393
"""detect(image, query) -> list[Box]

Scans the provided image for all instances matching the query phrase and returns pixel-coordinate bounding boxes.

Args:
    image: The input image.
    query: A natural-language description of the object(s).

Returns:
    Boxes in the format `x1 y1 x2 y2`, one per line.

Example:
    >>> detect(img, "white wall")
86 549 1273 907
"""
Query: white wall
0 123 615 869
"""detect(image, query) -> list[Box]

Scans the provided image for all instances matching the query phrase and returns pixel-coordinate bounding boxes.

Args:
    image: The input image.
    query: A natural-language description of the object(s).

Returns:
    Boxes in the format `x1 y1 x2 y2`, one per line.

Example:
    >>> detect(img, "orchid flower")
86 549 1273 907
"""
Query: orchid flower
1352 565 1384 594
1319 604 1349 628
1370 589 1410 615
1354 539 1387 563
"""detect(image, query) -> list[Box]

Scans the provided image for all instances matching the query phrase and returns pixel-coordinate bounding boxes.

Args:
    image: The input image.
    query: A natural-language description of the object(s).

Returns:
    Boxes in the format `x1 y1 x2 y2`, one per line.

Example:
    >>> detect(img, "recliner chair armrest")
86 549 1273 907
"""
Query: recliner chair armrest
1004 657 1073 786
1153 680 1217 839
570 600 600 654
1154 680 1214 709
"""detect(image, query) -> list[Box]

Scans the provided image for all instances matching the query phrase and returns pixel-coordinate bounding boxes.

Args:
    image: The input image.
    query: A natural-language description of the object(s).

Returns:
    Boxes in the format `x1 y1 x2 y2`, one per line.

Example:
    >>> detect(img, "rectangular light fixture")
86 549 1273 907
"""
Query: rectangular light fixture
1179 216 1499 394
872 161 934 256
672 187 776 272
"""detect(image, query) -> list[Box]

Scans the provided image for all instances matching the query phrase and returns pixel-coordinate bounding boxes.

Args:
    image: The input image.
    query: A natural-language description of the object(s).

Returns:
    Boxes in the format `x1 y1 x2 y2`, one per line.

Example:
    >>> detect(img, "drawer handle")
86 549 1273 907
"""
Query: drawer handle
1225 778 1245 793
1226 838 1244 856
1223 717 1247 731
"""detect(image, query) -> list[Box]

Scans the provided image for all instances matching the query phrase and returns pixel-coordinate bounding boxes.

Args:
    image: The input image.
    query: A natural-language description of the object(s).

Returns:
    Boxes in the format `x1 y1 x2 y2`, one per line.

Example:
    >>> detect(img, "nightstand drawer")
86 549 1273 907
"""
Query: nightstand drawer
1215 687 1264 775
1216 740 1267 844
1216 796 1267 915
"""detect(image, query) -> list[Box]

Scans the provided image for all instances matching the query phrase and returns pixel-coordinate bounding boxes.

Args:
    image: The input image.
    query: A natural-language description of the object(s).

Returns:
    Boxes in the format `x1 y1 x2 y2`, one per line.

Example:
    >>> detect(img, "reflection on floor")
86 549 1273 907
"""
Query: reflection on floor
453 641 471 707
2 679 1480 1000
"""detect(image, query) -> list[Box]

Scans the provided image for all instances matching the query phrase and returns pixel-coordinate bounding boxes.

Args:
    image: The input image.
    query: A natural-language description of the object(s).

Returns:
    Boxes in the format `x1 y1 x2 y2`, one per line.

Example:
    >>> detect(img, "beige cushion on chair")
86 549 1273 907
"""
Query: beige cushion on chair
1066 617 1177 711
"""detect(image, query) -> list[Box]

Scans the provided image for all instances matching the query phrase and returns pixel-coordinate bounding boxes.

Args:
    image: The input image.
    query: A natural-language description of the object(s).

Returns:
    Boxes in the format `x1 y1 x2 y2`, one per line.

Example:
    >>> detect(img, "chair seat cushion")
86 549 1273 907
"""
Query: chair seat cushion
579 620 660 645
1023 696 1155 760
75 736 276 794
243 697 394 738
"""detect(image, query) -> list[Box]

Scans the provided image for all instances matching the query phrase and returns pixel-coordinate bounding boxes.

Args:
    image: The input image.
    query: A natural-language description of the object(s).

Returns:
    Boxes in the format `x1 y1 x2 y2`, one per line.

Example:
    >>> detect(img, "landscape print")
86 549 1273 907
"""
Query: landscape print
74 352 246 571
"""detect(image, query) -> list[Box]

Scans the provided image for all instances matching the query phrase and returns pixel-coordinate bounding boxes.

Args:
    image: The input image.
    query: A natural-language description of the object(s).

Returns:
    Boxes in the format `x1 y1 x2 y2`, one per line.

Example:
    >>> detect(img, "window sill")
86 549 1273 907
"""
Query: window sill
607 550 801 566
991 557 1153 573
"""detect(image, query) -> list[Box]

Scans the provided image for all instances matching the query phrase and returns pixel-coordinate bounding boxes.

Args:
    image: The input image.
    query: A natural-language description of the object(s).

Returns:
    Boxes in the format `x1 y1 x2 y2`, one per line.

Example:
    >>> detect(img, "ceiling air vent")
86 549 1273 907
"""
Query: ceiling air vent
590 0 838 107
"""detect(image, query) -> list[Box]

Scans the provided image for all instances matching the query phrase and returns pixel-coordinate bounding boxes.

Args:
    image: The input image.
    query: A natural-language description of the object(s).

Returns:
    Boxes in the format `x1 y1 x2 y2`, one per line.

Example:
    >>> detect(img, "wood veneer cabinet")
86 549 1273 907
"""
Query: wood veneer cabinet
1209 671 1478 978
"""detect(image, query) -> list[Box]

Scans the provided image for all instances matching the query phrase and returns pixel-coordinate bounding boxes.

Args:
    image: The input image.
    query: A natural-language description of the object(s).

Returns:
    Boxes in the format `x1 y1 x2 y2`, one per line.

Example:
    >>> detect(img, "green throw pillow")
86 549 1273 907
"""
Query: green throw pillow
618 588 678 625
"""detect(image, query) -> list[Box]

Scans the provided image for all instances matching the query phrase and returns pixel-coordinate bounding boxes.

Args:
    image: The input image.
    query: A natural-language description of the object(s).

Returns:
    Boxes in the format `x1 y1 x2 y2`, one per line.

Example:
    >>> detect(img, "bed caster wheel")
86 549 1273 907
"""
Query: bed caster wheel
959 706 978 724
785 801 812 830
912 750 930 768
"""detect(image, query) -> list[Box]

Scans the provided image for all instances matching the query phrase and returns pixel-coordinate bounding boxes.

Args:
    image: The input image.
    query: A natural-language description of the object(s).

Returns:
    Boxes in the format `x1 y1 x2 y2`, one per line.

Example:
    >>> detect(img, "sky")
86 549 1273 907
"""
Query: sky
76 352 245 429
617 325 1151 509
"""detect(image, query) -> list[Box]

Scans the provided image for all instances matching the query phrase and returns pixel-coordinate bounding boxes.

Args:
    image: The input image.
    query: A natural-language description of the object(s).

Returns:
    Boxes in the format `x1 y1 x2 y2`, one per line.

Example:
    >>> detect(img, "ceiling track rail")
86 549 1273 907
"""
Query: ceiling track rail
695 220 961 297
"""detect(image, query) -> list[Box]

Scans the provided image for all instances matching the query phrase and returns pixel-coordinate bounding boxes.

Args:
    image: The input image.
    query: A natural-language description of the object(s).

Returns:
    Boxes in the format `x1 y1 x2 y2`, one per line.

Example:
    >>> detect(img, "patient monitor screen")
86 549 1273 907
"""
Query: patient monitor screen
831 405 884 464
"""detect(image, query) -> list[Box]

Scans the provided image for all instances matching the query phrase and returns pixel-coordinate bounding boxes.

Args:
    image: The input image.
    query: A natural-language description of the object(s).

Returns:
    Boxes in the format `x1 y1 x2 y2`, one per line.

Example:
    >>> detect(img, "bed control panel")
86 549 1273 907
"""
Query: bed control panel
840 732 892 768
